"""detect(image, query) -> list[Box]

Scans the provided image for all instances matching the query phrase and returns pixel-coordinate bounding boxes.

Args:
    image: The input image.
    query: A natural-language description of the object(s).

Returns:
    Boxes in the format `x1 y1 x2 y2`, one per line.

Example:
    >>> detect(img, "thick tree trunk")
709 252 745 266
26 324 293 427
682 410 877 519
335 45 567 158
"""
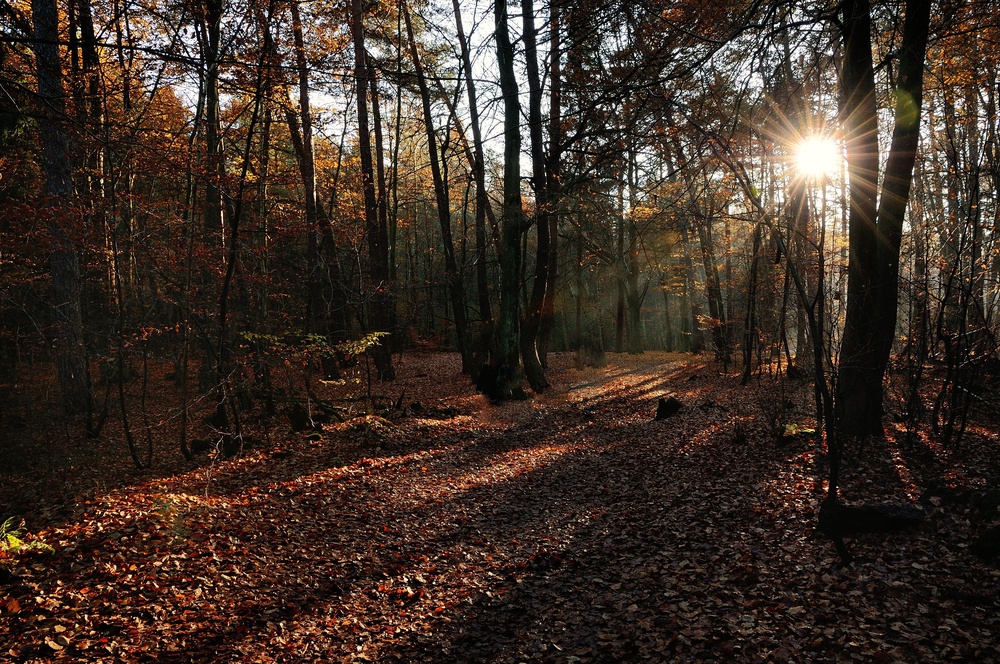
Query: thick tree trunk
486 0 527 400
33 0 94 417
836 0 931 437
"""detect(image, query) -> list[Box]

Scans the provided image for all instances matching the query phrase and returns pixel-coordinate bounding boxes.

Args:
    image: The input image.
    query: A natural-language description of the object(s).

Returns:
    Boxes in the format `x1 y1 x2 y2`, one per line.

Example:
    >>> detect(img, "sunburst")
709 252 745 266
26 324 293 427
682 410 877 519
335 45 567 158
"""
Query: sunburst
795 136 841 179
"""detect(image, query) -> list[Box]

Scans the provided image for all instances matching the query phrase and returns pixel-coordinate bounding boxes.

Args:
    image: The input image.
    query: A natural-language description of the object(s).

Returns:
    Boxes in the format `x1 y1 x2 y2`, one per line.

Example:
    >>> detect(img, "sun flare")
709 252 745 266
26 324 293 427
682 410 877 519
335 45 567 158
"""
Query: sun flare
795 136 841 179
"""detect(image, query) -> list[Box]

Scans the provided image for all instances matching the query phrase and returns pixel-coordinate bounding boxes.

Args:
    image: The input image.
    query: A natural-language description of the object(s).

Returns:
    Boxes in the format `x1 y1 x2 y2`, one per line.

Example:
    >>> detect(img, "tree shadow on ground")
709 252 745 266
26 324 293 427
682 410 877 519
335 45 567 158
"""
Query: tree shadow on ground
3 356 997 662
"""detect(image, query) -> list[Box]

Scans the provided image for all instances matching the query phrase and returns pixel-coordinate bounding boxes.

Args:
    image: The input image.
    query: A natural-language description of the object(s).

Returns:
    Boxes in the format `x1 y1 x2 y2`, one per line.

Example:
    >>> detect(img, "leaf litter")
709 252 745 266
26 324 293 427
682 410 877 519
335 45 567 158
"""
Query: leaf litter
1 352 998 662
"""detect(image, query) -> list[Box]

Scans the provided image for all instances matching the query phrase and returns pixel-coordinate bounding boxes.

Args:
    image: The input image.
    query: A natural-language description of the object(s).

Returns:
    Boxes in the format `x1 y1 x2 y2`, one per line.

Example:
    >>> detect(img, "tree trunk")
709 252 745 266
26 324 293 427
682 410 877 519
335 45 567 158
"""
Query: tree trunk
33 0 94 418
741 221 764 385
486 0 527 400
287 2 327 340
402 1 472 375
351 0 394 380
451 0 493 329
625 144 643 355
680 224 704 353
519 0 551 392
836 0 931 437
537 2 561 366
369 57 399 353
696 215 727 364
203 0 225 243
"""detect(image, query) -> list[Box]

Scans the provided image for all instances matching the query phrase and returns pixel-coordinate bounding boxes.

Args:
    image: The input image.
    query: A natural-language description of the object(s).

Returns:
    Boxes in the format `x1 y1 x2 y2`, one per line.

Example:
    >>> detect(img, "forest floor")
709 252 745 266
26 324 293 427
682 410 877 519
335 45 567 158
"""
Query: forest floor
1 351 999 662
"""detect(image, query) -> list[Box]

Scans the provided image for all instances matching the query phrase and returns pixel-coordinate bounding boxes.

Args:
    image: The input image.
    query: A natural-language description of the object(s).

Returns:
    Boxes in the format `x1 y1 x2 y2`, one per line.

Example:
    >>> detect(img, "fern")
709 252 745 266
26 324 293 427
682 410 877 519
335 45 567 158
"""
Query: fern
0 517 53 555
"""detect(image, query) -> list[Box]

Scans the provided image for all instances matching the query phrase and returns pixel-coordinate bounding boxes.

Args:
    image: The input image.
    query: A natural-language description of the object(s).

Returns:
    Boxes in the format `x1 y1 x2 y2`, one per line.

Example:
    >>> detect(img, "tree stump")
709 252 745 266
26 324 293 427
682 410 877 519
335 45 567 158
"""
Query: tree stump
655 397 682 420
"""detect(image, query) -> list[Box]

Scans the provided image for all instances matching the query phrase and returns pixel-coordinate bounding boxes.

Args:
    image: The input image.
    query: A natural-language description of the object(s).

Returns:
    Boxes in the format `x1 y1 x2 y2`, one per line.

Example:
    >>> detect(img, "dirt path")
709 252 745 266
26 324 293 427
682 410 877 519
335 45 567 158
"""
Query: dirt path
1 353 998 662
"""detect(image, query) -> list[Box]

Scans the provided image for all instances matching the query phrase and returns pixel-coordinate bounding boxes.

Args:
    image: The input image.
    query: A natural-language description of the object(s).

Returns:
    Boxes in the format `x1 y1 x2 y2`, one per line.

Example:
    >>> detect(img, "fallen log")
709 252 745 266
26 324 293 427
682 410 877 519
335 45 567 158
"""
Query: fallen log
818 497 925 564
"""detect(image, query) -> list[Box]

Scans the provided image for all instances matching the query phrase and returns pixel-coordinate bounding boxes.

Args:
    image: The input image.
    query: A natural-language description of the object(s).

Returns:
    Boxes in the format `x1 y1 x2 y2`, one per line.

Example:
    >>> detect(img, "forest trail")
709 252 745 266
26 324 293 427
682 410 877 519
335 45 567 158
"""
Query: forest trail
1 353 998 662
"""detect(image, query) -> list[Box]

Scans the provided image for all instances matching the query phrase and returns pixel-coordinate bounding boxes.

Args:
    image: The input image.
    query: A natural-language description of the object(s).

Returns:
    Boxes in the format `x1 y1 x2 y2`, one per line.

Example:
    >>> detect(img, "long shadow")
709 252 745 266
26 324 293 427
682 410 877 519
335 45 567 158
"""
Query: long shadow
148 381 780 660
8 358 989 662
3 360 721 660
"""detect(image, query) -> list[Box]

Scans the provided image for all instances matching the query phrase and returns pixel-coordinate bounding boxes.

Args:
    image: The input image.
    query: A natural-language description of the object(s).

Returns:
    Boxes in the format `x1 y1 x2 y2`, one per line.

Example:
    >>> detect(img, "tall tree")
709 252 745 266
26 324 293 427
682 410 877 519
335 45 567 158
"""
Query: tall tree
351 0 394 380
538 1 562 364
451 0 493 330
287 0 327 344
401 0 473 375
486 0 527 399
520 0 552 392
32 0 94 418
202 0 225 243
836 0 932 436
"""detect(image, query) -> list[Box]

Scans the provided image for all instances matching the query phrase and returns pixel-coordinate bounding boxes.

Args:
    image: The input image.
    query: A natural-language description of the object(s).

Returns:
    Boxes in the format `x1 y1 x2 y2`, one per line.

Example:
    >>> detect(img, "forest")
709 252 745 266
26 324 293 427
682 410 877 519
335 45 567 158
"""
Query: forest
1 0 1000 660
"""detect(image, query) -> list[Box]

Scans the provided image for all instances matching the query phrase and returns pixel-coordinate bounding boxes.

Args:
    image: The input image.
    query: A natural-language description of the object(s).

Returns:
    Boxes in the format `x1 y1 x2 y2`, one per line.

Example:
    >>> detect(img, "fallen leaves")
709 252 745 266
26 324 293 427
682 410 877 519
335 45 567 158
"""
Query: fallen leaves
0 352 998 662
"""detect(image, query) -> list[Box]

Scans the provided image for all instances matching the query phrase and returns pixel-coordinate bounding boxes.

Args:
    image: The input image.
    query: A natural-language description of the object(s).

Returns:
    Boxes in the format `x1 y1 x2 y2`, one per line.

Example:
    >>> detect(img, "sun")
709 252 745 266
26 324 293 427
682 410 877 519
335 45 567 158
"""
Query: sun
795 136 841 179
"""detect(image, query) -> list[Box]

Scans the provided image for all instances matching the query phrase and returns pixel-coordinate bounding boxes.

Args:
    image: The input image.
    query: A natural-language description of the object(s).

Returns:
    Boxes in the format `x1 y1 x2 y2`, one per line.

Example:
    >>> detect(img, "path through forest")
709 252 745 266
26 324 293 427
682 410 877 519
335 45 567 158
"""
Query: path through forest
1 353 998 661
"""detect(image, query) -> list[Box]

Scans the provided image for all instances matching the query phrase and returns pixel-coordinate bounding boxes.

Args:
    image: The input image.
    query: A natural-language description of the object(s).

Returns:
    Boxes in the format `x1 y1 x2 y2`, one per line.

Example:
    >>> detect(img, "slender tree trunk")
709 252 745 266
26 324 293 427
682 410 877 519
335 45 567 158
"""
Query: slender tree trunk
661 275 673 351
741 220 764 385
537 1 561 366
287 2 329 349
680 224 704 353
351 0 394 380
696 215 727 363
211 0 272 449
203 0 225 243
368 58 398 354
625 144 643 355
402 1 472 374
615 182 626 353
519 0 551 392
451 0 493 329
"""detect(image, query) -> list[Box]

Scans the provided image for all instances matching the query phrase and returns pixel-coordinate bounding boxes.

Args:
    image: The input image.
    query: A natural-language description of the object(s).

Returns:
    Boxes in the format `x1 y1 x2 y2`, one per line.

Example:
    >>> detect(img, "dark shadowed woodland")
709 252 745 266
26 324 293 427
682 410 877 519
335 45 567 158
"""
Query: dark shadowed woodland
2 0 1000 660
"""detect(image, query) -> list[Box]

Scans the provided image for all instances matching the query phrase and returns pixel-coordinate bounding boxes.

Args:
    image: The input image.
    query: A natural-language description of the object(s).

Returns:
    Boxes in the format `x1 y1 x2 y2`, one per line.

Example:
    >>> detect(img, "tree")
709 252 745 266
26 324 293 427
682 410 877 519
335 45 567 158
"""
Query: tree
836 0 932 436
451 0 494 332
401 0 473 375
32 0 94 418
352 0 395 380
285 0 349 377
519 0 552 392
485 0 528 400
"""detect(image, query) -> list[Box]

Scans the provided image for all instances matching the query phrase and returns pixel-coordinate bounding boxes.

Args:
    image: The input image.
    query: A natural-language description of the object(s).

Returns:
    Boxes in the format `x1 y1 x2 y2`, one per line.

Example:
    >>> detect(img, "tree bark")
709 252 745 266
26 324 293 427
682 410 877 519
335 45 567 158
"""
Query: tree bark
519 0 551 392
351 0 394 380
33 0 94 417
402 1 472 375
836 0 931 437
487 0 527 400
